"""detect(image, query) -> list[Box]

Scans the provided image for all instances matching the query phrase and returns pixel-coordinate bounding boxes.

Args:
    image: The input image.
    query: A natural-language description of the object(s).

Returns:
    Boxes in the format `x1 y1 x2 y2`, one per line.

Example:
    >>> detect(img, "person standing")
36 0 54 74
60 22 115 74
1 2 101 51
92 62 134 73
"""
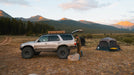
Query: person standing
75 35 82 57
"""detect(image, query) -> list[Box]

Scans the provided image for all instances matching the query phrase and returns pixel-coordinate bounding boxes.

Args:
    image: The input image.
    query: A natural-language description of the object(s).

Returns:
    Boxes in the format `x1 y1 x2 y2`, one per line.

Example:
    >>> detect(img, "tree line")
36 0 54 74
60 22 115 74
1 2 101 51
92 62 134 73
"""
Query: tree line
0 17 55 35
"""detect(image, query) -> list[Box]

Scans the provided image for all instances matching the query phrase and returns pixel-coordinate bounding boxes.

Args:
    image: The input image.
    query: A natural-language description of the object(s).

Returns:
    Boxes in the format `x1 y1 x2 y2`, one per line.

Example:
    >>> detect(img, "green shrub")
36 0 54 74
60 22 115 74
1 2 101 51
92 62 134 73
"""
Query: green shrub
124 34 133 37
80 34 86 38
86 34 93 39
123 38 133 44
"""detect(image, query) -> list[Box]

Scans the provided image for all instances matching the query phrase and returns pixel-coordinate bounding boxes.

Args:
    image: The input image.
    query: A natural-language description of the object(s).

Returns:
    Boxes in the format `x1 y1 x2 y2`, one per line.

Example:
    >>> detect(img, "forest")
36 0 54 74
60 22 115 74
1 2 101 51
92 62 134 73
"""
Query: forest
0 17 55 35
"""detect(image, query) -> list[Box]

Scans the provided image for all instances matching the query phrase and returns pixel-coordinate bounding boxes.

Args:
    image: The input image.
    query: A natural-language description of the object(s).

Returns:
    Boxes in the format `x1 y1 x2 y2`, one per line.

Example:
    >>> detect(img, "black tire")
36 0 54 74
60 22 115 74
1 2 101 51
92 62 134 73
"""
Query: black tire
21 47 34 59
34 52 40 55
57 46 70 59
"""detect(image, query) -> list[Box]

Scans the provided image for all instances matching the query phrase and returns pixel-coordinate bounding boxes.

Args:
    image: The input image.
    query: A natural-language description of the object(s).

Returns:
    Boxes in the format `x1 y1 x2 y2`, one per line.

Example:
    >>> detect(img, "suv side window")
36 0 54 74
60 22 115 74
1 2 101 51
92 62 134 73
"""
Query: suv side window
48 35 60 41
60 34 73 40
38 36 48 42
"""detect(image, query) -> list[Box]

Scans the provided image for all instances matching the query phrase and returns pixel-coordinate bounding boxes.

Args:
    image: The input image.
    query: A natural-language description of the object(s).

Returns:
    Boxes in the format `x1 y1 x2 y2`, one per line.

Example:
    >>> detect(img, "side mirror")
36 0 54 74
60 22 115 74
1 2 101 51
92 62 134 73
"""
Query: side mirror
37 40 41 42
35 39 40 42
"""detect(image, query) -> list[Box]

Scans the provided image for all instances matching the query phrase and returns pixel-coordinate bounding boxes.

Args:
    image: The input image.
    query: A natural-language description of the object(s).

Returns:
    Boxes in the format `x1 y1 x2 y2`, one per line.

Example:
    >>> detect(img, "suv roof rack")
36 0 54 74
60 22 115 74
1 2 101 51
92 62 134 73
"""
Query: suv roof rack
48 31 65 34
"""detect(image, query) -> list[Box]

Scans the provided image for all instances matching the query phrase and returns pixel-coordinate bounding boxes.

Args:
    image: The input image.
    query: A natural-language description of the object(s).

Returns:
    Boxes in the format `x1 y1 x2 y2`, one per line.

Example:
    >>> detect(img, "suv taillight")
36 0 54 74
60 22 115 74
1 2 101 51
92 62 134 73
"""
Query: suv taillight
74 42 76 45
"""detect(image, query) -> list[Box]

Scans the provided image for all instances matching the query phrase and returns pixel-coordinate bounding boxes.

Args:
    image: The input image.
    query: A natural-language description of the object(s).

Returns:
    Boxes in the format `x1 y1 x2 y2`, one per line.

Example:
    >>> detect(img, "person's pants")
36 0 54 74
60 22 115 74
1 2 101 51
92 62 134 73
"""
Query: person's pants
77 46 81 56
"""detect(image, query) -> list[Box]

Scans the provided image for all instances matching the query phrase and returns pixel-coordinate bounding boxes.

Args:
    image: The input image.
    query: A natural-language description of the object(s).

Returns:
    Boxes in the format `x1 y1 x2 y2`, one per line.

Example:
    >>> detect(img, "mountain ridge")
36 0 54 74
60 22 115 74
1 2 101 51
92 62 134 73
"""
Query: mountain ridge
27 15 49 21
40 19 131 33
113 21 134 30
0 9 133 33
0 10 12 18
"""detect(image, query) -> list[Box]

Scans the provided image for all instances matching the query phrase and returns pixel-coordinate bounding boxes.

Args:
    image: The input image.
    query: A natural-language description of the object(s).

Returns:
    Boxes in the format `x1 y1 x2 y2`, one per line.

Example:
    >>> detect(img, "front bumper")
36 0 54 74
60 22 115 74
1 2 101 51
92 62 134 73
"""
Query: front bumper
20 47 23 50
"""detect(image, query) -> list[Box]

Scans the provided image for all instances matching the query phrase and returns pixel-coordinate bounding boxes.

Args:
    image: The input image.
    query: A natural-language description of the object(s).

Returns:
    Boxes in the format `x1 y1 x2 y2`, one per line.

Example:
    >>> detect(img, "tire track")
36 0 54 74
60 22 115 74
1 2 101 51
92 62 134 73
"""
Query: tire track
0 37 12 46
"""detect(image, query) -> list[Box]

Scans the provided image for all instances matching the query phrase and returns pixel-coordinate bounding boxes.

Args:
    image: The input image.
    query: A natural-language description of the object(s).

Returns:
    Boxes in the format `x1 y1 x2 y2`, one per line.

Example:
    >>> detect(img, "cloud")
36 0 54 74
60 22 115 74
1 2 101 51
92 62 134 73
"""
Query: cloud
106 2 119 8
129 11 134 13
0 0 29 6
126 18 134 23
60 0 110 10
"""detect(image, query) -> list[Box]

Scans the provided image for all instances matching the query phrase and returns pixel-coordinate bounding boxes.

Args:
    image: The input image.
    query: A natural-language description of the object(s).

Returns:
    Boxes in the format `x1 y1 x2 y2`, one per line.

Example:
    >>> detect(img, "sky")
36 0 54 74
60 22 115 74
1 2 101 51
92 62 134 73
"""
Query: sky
0 0 134 25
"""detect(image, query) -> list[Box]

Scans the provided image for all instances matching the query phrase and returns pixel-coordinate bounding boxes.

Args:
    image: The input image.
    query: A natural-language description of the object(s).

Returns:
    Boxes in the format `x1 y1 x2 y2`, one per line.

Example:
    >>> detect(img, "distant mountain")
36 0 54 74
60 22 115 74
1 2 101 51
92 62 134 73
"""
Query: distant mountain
0 10 132 33
131 26 134 31
15 15 49 21
39 19 131 33
79 20 95 24
116 21 134 26
27 15 49 21
113 21 134 30
15 17 26 21
60 18 71 21
0 10 12 18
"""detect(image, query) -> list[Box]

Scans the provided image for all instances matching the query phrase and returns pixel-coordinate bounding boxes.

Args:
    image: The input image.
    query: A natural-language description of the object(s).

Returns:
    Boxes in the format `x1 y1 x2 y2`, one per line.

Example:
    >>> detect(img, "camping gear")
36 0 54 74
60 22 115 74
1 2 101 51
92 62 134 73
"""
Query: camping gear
68 53 80 61
48 31 65 34
96 37 120 51
72 29 83 34
80 37 86 46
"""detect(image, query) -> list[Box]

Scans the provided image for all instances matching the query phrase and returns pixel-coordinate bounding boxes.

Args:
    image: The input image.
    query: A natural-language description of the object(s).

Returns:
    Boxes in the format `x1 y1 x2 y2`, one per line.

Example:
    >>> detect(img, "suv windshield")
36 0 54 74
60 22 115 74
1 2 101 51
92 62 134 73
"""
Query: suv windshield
38 36 48 42
60 34 73 40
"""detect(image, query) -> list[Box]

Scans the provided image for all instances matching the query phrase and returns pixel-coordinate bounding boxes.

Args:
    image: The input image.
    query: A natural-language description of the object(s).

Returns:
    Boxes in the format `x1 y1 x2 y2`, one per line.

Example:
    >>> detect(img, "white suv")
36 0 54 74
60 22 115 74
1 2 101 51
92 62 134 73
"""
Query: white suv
20 34 76 59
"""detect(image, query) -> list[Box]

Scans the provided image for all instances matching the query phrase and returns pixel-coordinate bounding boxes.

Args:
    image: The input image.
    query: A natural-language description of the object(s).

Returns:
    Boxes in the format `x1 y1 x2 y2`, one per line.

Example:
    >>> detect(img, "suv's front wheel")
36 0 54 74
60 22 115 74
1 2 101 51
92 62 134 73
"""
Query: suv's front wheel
21 47 34 59
57 46 70 59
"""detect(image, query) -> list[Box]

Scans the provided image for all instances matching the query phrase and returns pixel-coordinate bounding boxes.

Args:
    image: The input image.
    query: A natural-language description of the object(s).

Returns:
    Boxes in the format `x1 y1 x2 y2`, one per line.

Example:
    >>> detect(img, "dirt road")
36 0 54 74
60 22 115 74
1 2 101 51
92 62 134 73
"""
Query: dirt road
0 37 12 46
0 36 134 75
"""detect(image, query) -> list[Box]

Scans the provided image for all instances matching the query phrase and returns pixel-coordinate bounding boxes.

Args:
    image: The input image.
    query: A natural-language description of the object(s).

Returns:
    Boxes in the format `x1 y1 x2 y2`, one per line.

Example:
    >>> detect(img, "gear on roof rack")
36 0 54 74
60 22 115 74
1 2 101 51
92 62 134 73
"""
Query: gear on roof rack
48 31 65 34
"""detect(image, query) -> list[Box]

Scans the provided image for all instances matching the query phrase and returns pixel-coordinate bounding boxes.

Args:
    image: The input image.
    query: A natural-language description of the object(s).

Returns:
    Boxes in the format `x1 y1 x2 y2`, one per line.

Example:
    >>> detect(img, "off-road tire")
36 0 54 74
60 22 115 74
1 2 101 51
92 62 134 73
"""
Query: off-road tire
21 47 34 59
57 46 70 59
34 52 40 55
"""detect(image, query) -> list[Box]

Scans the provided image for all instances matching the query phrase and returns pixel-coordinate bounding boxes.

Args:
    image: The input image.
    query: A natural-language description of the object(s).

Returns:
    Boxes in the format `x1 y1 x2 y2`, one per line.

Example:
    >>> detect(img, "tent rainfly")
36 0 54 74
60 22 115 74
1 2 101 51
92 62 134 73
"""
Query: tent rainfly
96 37 121 51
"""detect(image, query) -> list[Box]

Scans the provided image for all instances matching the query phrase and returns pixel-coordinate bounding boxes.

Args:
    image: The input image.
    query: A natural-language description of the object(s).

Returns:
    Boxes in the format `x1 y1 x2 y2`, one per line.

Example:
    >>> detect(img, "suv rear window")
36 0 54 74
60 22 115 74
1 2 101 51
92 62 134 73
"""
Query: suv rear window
60 34 73 40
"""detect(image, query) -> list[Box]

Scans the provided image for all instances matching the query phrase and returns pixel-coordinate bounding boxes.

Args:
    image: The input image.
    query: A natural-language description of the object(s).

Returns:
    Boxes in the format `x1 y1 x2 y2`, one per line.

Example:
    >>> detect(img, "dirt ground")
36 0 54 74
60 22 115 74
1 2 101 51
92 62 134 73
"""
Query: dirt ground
0 36 134 75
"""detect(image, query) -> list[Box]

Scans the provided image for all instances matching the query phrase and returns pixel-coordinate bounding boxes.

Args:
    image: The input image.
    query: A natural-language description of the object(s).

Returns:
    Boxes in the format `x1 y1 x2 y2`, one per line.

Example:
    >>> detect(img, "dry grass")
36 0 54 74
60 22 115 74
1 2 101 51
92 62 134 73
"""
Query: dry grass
0 36 134 75
0 36 6 42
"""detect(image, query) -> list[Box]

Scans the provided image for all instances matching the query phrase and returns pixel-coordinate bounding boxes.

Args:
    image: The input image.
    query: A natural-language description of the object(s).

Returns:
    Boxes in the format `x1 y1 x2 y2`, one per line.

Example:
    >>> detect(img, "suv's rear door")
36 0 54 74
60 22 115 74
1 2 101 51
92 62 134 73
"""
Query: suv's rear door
59 34 75 46
45 35 60 50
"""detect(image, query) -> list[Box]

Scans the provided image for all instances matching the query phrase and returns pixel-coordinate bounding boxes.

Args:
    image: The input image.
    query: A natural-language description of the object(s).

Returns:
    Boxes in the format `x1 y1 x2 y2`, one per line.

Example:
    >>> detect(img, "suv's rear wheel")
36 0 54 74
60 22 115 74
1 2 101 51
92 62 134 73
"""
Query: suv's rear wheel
57 46 70 59
21 47 34 59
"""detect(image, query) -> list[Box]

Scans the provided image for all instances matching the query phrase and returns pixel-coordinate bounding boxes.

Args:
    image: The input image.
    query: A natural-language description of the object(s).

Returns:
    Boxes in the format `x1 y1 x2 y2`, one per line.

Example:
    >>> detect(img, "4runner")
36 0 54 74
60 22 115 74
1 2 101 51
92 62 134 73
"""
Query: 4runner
20 34 76 59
